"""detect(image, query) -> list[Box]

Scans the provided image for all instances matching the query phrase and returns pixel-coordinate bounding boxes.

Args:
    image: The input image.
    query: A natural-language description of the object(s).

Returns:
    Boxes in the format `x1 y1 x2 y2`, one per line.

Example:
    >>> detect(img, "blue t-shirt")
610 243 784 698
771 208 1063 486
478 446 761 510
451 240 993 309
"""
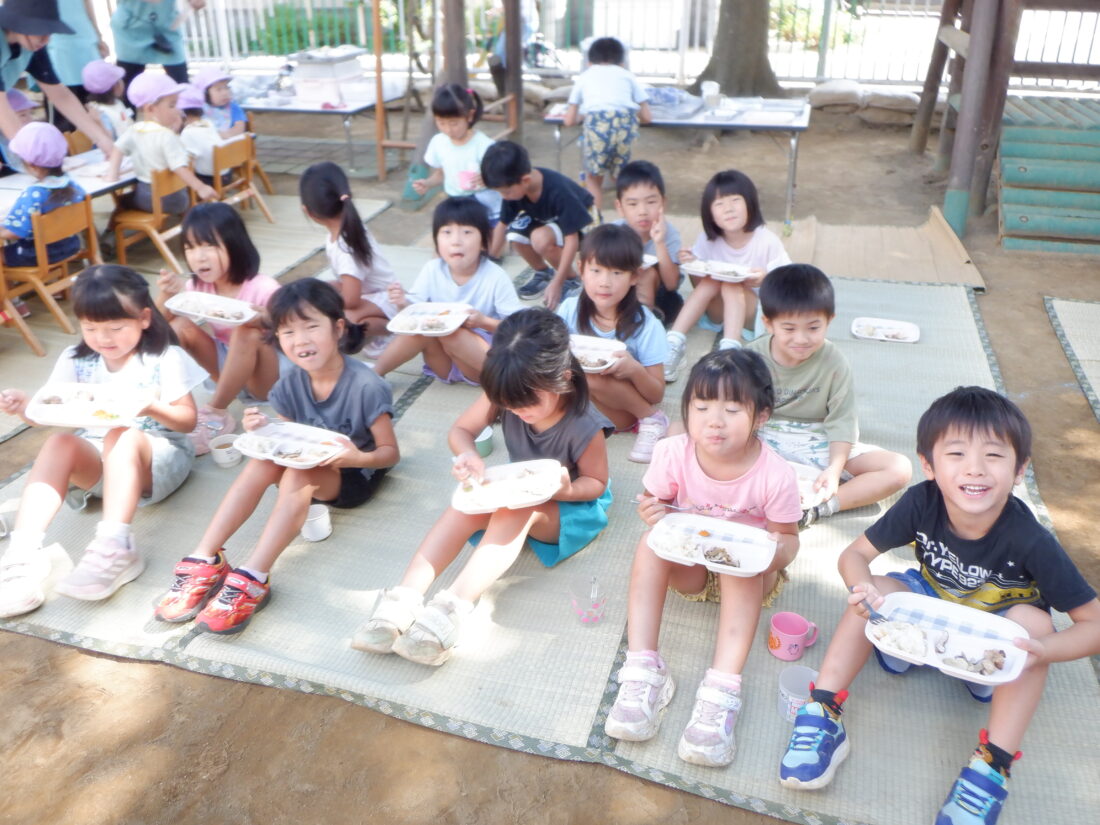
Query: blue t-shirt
556 295 668 367
2 175 87 267
206 101 247 132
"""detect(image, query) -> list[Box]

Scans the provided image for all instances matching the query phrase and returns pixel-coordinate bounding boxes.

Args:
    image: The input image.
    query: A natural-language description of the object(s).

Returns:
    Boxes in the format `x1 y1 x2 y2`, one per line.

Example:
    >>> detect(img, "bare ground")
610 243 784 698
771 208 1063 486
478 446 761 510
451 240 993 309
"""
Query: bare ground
1 110 1098 825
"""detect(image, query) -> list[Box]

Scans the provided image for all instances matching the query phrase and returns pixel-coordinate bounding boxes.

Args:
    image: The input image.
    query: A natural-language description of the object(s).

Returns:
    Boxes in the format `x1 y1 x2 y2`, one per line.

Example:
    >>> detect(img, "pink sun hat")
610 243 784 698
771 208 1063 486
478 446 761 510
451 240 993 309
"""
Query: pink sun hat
128 71 187 109
82 61 126 95
192 67 232 93
177 84 205 111
9 122 69 169
6 89 38 112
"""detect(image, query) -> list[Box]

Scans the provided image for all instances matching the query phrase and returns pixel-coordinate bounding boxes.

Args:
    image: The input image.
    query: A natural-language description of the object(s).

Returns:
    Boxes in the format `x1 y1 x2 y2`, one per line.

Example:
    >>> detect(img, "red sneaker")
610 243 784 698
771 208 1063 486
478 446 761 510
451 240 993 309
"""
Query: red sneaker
153 552 230 623
195 569 270 634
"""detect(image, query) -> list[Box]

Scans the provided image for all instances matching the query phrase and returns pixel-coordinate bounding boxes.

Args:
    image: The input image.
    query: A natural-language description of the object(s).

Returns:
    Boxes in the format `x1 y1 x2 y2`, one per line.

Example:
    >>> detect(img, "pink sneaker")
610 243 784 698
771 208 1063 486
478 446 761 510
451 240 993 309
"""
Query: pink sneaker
54 535 144 601
628 410 669 463
604 657 676 741
190 406 237 456
677 679 743 767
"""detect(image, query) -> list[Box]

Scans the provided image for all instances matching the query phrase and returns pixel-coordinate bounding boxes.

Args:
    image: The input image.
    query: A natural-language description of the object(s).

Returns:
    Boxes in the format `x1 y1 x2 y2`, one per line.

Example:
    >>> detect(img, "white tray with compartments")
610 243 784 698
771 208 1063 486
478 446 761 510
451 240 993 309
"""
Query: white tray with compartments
234 421 347 470
647 513 776 577
387 302 472 337
850 317 920 344
166 292 258 327
569 334 623 374
451 459 563 515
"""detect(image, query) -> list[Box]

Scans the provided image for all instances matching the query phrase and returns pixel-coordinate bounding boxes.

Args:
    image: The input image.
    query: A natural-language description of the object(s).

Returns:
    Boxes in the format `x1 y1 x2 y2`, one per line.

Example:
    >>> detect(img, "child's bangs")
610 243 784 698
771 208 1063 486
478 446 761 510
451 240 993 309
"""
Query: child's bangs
181 216 221 249
73 276 143 323
269 294 316 331
480 352 541 410
689 365 753 407
580 227 642 272
431 92 466 119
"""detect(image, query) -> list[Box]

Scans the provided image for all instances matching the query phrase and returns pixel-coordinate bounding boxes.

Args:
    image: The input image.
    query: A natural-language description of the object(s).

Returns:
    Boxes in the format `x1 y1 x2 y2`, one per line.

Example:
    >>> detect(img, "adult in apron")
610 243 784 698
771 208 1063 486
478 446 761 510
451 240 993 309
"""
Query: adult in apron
46 0 109 131
110 0 205 97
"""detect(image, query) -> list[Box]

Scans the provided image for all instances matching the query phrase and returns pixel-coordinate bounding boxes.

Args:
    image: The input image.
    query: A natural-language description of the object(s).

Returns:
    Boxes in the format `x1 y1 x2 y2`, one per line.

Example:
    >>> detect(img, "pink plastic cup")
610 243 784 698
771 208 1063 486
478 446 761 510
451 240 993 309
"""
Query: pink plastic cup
457 170 479 191
768 611 819 661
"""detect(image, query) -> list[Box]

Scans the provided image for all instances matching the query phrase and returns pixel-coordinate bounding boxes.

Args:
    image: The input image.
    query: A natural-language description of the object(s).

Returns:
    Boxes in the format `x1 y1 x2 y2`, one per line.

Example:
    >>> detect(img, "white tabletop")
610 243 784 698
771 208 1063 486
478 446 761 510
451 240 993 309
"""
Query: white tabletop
241 74 406 115
545 98 811 132
0 150 136 199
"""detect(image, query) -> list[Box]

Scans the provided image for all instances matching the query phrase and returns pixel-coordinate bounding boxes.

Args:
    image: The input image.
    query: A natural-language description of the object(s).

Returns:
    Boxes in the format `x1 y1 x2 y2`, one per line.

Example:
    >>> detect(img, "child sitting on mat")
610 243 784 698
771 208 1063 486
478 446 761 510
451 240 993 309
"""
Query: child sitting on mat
745 264 911 527
352 308 612 667
777 386 1100 825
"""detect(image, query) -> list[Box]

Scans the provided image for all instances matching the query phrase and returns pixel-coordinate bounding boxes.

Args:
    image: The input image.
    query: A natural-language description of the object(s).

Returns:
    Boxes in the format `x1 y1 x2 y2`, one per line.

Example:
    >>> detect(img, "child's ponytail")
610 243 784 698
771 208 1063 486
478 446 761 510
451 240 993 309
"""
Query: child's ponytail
430 83 483 126
299 161 374 270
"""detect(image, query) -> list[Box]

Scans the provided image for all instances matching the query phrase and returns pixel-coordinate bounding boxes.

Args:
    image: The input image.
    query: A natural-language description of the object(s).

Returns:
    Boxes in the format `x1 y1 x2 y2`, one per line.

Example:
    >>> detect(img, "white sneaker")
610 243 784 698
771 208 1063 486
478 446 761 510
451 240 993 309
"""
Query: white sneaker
54 535 144 601
604 659 676 741
718 337 741 350
392 590 472 666
628 410 670 463
350 586 423 654
677 680 742 767
664 332 686 383
0 547 52 618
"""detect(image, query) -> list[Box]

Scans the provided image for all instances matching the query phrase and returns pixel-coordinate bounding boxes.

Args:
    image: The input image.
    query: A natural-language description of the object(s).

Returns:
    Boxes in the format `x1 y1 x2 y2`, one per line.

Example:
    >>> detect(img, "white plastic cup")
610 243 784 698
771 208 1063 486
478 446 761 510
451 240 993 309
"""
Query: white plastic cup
778 664 818 723
209 434 242 468
701 80 722 108
569 575 607 624
300 503 333 542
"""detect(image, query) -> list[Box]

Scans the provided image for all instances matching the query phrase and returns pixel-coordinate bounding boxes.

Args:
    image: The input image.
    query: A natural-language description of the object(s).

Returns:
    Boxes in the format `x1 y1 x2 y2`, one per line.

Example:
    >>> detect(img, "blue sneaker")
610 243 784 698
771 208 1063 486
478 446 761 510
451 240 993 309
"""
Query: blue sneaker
935 757 1008 825
873 645 913 675
518 268 554 298
561 277 582 298
779 702 850 790
964 680 994 703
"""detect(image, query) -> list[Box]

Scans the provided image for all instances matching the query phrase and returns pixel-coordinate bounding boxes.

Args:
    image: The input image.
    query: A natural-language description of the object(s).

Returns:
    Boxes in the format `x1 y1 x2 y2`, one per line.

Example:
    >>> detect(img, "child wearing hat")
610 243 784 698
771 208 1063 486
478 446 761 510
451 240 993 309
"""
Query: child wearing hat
193 67 246 139
105 70 217 214
0 90 40 174
0 121 86 266
178 83 225 186
82 60 132 141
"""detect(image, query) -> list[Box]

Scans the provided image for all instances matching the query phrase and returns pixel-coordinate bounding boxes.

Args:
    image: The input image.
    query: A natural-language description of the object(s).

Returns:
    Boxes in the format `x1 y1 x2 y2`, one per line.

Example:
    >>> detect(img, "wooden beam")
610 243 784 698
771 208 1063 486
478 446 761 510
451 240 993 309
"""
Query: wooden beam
1012 61 1100 81
1022 0 1098 11
938 24 970 58
443 0 468 85
911 0 964 154
503 0 523 143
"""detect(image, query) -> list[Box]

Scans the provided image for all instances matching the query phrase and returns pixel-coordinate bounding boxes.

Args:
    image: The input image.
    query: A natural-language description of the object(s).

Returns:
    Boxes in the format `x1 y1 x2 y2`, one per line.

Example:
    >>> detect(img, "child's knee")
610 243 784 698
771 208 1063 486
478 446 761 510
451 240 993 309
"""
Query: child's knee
1004 603 1054 636
530 227 557 255
230 324 263 347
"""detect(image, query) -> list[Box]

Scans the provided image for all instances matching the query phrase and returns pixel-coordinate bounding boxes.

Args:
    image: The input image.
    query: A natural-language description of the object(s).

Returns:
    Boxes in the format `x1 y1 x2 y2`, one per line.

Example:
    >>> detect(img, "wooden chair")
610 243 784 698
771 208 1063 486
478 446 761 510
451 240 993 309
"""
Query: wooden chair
2 197 102 338
244 113 274 195
0 267 45 356
212 134 275 223
64 130 94 155
111 167 191 273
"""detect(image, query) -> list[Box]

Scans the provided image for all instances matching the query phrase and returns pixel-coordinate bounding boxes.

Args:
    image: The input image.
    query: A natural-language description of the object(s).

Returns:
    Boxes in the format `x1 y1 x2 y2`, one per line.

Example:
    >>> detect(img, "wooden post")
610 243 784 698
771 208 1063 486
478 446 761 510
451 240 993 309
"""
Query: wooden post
934 0 975 176
943 0 998 237
910 0 963 154
969 0 1023 216
443 0 468 85
503 0 524 143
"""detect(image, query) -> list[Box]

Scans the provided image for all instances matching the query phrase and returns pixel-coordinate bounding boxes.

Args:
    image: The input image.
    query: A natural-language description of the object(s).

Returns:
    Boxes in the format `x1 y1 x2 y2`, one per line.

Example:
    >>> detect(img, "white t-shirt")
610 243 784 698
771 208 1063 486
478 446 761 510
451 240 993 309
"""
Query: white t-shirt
180 119 223 176
424 130 498 199
115 121 190 183
567 64 648 114
407 257 524 320
47 344 207 438
324 227 396 297
691 226 791 293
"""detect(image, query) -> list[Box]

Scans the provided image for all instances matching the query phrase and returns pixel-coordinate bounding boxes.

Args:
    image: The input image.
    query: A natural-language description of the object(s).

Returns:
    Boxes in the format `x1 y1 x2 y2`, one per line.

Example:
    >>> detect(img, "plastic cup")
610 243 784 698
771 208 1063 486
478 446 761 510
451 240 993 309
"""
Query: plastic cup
768 611 819 661
569 576 606 625
475 425 494 458
778 664 818 723
209 434 242 468
701 80 722 108
300 503 333 542
457 170 479 191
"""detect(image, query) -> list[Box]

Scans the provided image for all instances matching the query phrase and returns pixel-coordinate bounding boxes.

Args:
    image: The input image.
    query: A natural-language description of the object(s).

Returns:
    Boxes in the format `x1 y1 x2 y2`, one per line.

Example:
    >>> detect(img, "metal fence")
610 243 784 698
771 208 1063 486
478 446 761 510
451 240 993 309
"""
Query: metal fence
91 1 1100 91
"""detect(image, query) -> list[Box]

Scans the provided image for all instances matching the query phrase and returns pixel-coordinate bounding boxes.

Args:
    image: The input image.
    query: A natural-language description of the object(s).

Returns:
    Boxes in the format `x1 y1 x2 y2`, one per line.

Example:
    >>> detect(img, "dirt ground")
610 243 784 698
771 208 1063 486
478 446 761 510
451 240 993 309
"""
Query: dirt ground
2 109 1099 825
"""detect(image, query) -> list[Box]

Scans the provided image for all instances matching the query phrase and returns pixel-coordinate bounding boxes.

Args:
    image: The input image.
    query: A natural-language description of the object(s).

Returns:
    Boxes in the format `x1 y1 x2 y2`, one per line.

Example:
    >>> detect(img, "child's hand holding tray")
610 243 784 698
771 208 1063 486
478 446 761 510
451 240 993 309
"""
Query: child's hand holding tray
863 591 1028 686
165 292 258 327
235 421 347 469
569 334 623 374
451 459 564 515
26 383 151 429
647 513 776 577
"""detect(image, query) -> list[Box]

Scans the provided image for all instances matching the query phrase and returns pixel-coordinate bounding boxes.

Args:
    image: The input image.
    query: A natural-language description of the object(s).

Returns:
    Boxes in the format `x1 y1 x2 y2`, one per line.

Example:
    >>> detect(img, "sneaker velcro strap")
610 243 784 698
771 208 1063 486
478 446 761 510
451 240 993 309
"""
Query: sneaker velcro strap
416 604 459 647
792 713 836 733
617 665 667 686
695 685 742 710
959 766 1009 800
372 590 420 630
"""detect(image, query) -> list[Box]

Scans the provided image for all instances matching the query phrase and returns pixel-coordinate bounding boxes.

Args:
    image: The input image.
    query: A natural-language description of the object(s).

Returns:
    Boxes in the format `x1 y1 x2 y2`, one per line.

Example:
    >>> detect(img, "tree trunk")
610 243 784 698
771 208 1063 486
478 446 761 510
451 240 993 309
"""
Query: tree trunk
694 0 782 97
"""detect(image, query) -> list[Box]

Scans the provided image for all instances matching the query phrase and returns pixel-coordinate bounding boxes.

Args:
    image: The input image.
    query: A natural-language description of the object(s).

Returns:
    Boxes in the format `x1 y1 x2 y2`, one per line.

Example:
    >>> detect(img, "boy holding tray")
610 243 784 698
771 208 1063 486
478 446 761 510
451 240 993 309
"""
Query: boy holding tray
777 386 1100 825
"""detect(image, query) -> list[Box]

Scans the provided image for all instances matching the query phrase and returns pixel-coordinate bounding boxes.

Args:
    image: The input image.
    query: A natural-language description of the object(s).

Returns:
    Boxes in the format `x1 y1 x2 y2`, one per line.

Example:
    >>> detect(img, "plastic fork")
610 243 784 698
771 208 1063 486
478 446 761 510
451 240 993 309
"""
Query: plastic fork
850 587 889 625
631 494 693 511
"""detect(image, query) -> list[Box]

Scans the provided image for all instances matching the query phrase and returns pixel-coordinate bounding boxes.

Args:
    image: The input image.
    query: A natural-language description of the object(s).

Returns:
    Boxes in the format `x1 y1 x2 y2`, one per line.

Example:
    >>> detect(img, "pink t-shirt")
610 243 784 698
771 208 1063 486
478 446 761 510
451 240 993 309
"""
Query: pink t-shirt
643 433 801 529
186 274 281 345
691 226 791 274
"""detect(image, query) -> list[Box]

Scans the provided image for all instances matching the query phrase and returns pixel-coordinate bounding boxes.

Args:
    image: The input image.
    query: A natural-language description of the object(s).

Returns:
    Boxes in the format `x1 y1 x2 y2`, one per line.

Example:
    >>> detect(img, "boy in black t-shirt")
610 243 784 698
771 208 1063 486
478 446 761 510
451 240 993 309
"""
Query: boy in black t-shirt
777 386 1100 825
480 140 594 311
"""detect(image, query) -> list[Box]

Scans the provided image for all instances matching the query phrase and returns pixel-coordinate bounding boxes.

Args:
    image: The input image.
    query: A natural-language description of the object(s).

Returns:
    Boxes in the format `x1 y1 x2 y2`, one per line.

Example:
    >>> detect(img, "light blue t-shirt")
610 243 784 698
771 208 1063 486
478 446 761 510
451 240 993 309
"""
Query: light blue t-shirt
556 295 668 367
407 257 524 320
611 217 682 261
206 101 247 132
111 0 186 65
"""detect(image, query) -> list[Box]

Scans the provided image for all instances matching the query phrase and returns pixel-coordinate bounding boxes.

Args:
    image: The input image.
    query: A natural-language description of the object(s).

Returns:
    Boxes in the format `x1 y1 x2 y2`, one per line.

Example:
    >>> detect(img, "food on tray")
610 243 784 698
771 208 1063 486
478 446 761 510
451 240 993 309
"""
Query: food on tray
577 354 610 370
854 324 909 340
41 395 64 405
391 317 419 332
702 546 739 568
420 317 448 331
92 409 122 421
707 261 745 277
207 307 246 321
869 620 927 657
942 648 1006 676
934 629 949 654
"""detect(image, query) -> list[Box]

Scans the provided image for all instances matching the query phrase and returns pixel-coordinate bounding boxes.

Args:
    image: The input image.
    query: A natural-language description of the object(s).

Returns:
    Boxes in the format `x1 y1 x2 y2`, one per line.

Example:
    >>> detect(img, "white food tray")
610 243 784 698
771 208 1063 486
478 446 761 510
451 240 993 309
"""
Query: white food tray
387 302 471 336
569 334 623 374
850 316 920 344
451 459 563 515
787 461 829 509
235 421 347 469
680 259 752 282
642 254 659 269
166 292 258 327
647 513 776 577
863 591 1028 686
25 382 149 429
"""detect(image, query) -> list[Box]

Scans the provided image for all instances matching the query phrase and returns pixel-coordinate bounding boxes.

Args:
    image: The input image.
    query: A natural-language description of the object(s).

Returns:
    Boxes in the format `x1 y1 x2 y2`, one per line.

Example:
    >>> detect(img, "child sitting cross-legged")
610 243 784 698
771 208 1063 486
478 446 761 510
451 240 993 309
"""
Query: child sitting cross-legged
777 386 1100 825
605 348 801 767
746 264 911 527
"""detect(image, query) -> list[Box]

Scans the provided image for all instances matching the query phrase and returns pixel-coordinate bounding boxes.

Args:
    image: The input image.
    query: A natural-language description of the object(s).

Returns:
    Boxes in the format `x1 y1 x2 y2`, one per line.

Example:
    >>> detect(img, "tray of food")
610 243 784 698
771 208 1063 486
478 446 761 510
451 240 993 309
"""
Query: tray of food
863 591 1028 686
850 317 920 344
25 382 150 429
165 292 258 327
787 460 829 510
234 421 347 469
569 334 624 374
642 253 659 269
680 259 753 283
387 302 472 336
451 459 563 515
646 513 776 577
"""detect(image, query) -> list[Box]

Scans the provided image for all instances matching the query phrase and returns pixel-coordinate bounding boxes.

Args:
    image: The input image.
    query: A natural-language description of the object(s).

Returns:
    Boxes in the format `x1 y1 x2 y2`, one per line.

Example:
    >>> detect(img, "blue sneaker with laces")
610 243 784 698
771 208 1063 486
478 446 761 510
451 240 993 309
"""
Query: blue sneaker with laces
778 702 850 790
935 757 1008 825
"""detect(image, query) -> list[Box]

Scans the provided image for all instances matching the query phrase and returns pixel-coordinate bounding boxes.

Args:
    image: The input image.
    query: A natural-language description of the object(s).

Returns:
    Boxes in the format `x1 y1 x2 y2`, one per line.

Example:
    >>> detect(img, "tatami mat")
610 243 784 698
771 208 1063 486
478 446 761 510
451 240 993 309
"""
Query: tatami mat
1046 297 1100 425
0 280 1094 825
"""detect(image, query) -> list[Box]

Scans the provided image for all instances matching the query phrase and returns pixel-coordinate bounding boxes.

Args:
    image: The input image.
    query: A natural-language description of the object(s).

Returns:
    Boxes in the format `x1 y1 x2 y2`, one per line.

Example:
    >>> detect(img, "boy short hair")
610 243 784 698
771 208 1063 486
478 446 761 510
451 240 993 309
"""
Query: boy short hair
480 141 531 189
616 160 665 199
917 386 1032 473
587 37 625 66
759 264 835 319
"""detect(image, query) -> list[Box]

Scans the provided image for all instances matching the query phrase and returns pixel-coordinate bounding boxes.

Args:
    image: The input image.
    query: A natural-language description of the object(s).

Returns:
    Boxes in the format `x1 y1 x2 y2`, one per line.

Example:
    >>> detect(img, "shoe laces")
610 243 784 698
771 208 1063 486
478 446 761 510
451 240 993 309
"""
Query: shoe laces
948 779 998 817
211 581 245 608
789 725 827 752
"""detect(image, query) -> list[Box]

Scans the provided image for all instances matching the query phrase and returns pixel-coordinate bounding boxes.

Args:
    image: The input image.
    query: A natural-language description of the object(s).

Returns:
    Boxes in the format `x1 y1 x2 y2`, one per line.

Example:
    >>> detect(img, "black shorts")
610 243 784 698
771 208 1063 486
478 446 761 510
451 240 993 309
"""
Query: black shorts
317 467 387 509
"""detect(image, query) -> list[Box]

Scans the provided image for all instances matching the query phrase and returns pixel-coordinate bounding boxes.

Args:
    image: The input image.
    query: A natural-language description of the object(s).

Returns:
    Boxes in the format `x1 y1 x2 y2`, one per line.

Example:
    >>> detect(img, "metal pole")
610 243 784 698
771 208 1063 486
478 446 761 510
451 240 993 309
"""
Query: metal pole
677 0 692 86
815 0 835 82
305 0 317 50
